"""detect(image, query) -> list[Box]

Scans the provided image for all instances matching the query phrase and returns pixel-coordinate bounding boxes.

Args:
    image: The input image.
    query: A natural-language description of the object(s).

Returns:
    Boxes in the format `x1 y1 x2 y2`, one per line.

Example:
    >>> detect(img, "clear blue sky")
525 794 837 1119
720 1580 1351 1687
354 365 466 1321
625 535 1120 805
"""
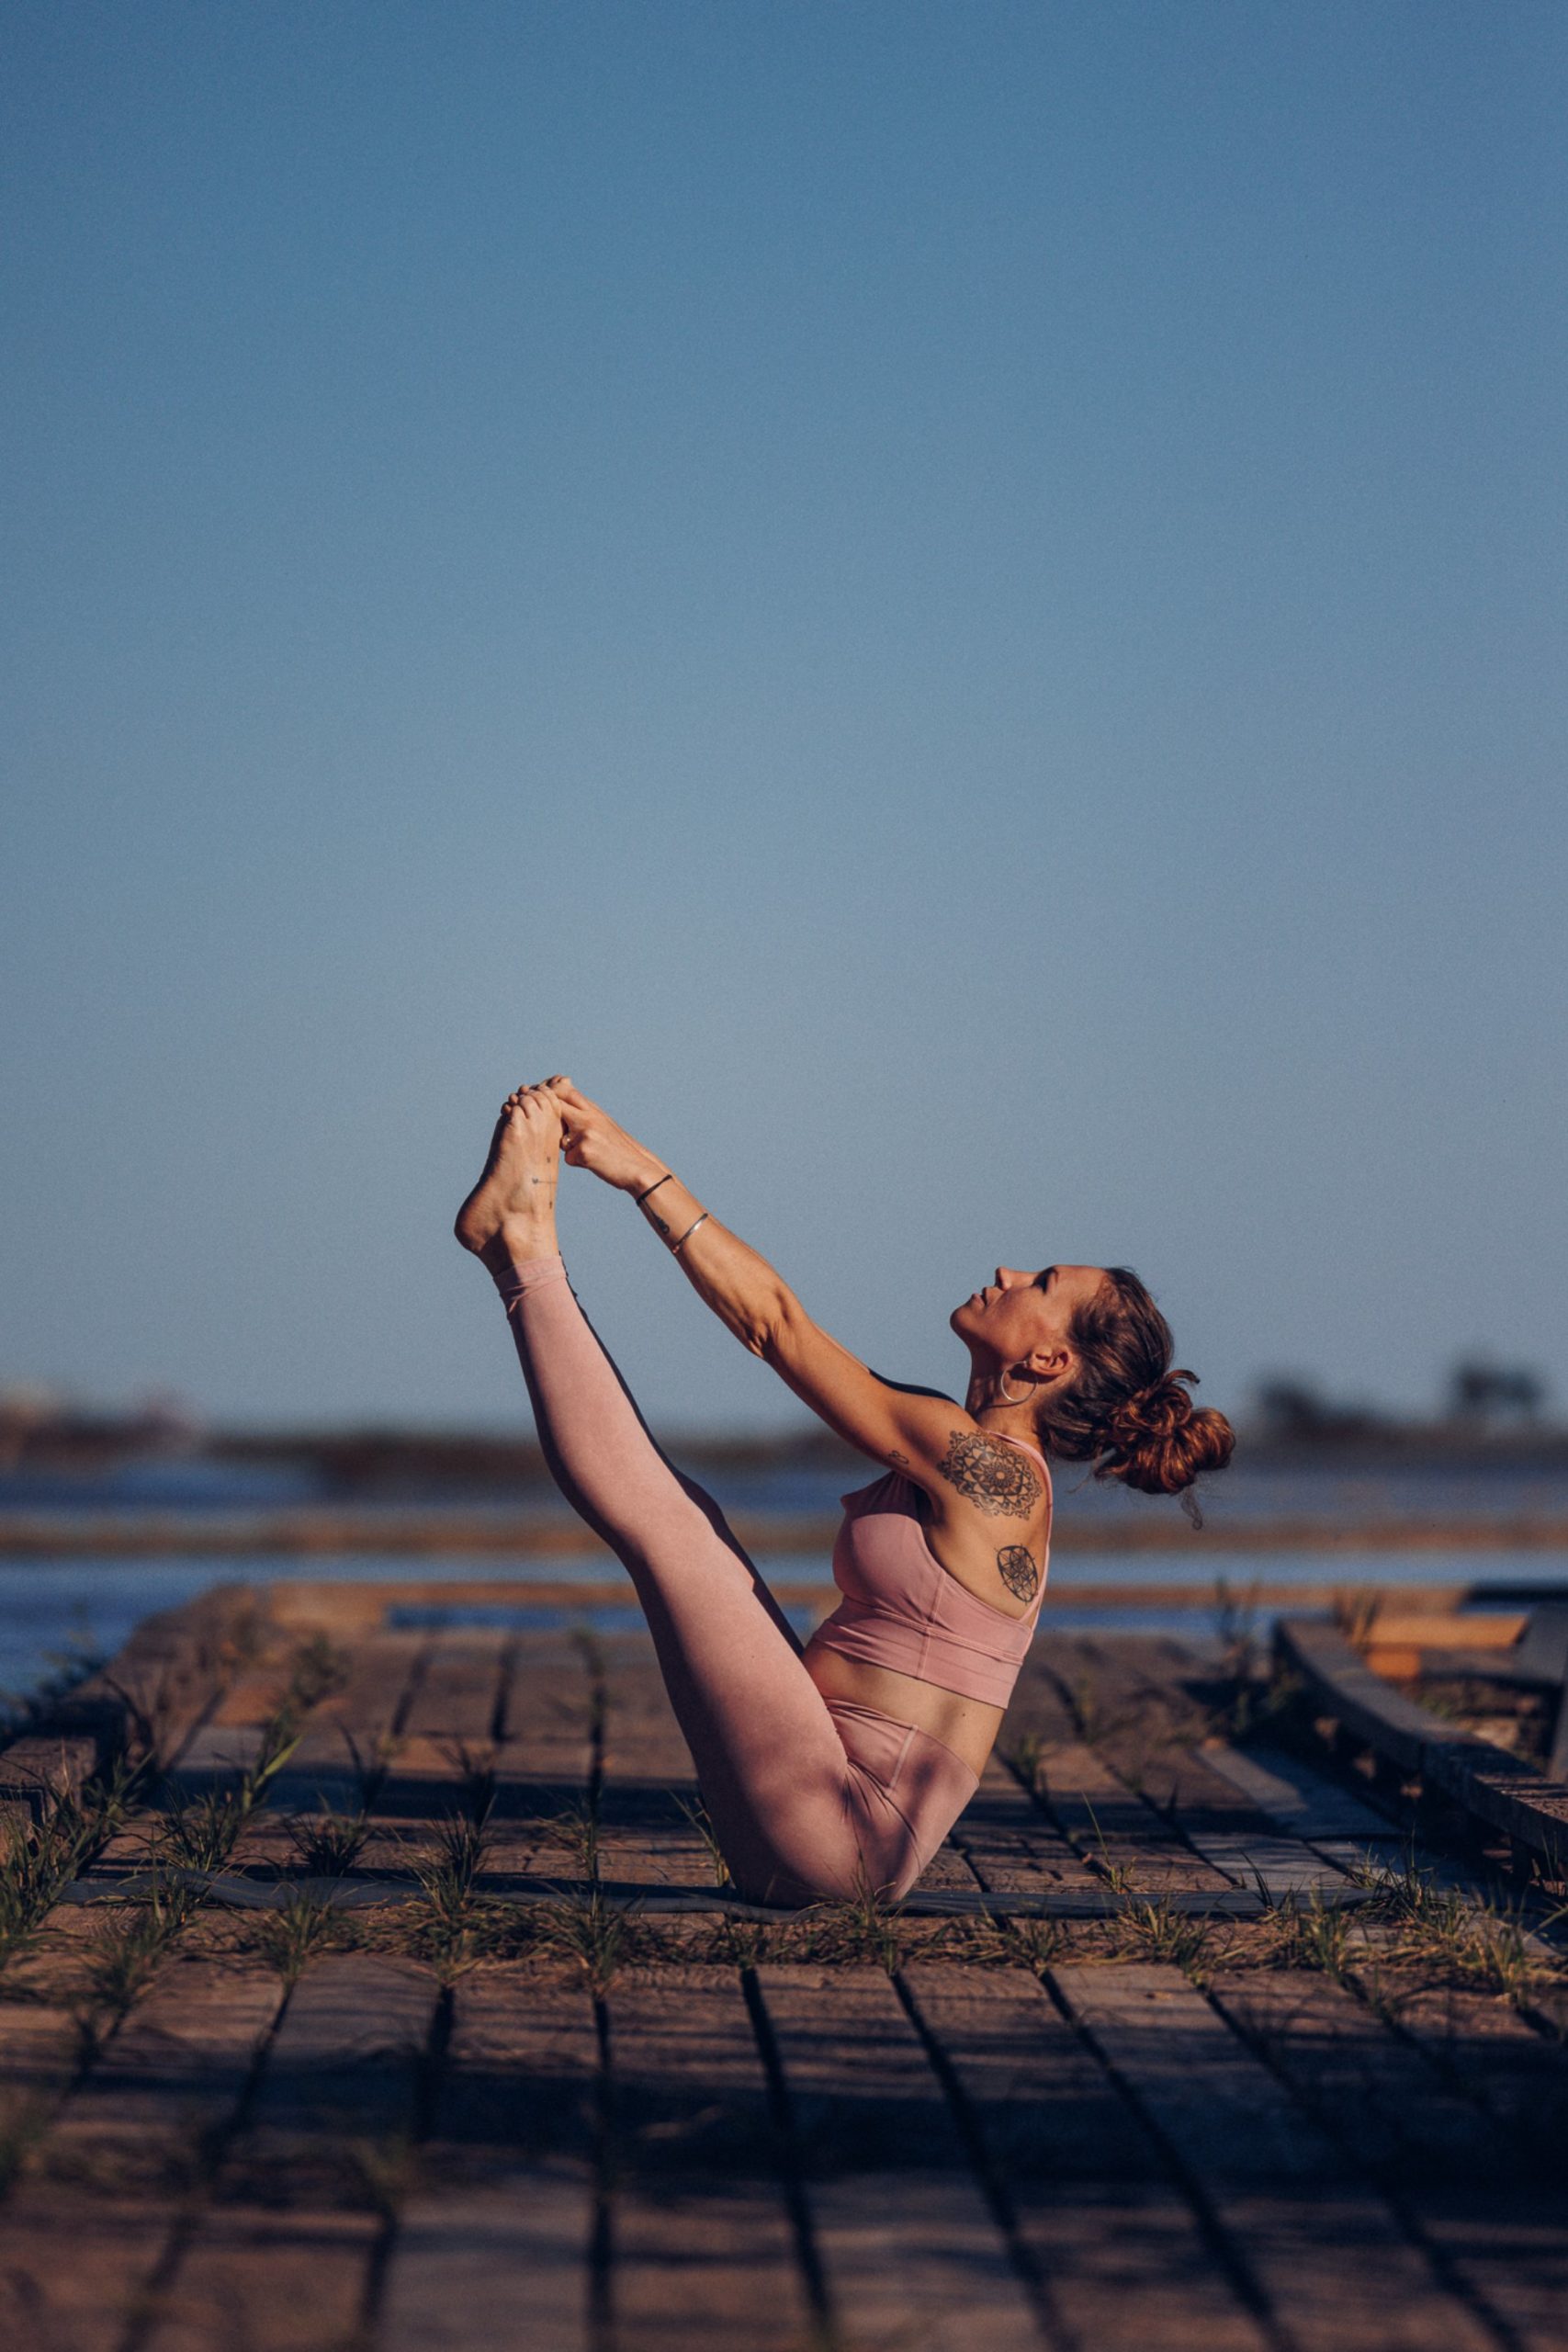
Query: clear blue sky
3 3 1564 1435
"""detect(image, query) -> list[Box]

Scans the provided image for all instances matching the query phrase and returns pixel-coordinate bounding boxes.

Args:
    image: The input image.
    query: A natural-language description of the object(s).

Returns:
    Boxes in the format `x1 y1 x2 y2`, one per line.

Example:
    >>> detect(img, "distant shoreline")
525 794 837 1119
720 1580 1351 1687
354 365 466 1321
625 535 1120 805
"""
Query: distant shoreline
5 1509 1568 1558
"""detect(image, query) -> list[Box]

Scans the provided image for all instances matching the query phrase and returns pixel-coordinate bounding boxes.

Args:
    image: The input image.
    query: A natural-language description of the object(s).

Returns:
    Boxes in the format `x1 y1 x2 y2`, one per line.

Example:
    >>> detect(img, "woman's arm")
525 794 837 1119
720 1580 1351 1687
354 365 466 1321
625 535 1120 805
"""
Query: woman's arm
544 1080 1038 1516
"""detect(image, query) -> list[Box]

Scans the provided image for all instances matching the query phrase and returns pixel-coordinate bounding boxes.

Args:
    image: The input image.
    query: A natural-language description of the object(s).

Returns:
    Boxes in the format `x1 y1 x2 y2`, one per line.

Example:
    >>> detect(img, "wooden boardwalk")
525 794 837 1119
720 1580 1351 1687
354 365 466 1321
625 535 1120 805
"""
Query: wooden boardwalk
2 1588 1566 2351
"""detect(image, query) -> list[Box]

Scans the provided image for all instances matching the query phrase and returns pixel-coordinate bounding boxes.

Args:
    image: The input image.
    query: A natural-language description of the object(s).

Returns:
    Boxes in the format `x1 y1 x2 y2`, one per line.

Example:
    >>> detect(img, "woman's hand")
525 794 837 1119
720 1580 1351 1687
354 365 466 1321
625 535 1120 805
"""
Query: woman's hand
544 1077 665 1194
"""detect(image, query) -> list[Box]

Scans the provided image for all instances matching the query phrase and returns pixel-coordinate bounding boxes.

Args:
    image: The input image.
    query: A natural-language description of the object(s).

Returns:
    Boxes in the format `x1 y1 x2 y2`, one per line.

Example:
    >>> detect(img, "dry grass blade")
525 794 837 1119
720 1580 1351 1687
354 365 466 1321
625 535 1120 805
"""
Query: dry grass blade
1111 1894 1214 1981
789 1873 904 1972
401 1807 497 1979
531 1883 634 1994
675 1794 732 1888
286 1802 370 1879
0 1764 139 1973
258 1891 343 1987
1269 1887 1353 1981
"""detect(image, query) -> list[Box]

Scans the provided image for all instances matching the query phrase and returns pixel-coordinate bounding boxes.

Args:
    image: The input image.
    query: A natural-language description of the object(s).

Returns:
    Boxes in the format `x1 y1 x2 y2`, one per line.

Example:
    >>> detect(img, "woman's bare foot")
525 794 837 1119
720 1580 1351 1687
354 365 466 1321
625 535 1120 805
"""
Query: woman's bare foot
545 1076 665 1193
454 1084 564 1273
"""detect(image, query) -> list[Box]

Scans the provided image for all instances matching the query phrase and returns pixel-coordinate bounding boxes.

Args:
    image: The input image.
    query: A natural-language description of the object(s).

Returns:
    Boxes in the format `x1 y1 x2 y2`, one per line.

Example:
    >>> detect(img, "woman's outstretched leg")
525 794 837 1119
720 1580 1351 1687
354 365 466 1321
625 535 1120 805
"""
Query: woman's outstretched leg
456 1086 871 1901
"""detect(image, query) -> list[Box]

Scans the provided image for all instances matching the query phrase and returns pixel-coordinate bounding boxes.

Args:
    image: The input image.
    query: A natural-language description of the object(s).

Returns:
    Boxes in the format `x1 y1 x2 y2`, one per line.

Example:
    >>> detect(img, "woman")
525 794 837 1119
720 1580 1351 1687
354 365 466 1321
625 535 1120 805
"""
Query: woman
456 1077 1233 1907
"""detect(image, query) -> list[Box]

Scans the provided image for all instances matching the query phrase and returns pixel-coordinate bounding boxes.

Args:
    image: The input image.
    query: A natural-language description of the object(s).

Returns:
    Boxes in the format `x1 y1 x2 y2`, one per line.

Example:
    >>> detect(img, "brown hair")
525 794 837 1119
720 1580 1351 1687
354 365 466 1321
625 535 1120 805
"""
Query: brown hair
1036 1266 1235 1499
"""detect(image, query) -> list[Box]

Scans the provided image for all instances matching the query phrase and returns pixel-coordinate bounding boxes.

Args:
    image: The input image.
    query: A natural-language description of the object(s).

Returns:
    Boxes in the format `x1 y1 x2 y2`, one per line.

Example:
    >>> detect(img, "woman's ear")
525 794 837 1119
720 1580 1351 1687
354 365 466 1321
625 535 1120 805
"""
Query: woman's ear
1026 1343 1072 1384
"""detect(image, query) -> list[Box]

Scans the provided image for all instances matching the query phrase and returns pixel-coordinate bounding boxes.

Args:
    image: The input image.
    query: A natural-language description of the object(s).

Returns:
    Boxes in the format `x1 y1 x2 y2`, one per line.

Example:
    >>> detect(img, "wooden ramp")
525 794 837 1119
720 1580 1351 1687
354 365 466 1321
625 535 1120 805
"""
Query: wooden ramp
1 1586 1565 2351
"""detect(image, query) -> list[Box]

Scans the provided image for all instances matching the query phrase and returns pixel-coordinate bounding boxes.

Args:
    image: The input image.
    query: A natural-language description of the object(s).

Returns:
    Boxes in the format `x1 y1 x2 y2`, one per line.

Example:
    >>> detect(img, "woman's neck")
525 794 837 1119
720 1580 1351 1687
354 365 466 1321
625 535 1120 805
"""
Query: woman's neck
964 1373 1042 1450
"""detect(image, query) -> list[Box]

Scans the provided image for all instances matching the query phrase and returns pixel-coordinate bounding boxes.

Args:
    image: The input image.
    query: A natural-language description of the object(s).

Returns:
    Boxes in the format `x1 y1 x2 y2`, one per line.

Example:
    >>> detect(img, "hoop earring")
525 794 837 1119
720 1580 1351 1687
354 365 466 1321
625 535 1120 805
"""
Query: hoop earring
998 1373 1031 1408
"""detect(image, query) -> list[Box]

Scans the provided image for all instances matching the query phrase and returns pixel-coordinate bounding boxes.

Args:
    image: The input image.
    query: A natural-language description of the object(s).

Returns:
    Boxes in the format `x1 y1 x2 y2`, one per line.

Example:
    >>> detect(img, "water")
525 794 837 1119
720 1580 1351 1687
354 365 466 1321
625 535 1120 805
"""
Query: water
6 1451 1568 1705
6 1542 1567 1711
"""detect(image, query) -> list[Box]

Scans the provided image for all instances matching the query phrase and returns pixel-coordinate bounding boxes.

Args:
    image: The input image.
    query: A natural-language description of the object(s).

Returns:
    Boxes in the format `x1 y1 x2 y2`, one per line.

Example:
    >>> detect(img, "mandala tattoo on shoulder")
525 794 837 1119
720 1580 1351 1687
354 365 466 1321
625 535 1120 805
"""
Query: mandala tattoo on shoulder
936 1430 1043 1518
997 1545 1040 1603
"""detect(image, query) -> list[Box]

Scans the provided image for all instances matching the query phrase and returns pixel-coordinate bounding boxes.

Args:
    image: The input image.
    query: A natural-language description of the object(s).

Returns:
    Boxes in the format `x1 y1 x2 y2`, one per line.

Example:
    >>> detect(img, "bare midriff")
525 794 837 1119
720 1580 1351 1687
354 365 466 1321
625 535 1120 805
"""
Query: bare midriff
803 1636 1005 1779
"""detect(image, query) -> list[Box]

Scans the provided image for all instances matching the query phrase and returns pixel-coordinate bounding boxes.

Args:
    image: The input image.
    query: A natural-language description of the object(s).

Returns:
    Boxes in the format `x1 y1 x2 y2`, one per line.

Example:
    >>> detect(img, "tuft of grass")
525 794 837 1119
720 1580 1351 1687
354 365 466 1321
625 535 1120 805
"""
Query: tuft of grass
532 1883 634 1993
441 1744 498 1828
286 1802 369 1880
707 1909 768 1968
1344 1852 1563 2004
1270 1888 1353 1981
791 1876 904 1973
403 1808 496 1980
533 1800 604 1885
342 1727 400 1814
1111 1895 1214 1981
163 1709 304 1876
0 1764 139 1973
676 1795 732 1890
1078 1800 1138 1895
258 1891 342 1988
72 1871 202 2054
283 1635 349 1713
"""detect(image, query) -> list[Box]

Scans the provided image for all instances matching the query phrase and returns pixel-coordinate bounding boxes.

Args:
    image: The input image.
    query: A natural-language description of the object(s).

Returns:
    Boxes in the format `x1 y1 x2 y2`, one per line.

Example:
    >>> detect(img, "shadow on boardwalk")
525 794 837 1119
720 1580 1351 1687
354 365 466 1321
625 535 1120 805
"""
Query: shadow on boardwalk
0 1593 1565 2351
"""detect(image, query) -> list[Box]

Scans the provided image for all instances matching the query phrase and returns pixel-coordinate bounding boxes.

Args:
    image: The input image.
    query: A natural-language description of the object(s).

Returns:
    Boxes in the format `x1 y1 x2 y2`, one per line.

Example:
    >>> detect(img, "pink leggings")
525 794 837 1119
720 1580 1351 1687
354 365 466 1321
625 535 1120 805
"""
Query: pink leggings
495 1256 978 1907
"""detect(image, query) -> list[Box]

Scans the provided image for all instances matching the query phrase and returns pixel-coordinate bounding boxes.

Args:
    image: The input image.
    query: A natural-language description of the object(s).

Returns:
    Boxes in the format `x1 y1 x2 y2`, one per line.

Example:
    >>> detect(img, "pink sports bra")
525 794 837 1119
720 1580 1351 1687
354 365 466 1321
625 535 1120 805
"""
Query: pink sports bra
810 1433 1052 1707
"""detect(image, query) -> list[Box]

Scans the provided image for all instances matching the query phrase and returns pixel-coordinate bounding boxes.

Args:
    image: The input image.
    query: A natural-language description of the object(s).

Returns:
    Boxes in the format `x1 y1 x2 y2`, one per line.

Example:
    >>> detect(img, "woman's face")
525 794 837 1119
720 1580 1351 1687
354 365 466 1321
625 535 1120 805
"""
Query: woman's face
951 1262 1105 1378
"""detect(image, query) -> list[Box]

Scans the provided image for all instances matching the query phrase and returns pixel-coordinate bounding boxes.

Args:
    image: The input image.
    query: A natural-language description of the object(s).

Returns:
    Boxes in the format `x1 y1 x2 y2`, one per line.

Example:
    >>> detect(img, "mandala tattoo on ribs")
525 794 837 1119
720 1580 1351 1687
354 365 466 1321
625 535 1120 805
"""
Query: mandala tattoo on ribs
936 1429 1043 1518
996 1544 1040 1603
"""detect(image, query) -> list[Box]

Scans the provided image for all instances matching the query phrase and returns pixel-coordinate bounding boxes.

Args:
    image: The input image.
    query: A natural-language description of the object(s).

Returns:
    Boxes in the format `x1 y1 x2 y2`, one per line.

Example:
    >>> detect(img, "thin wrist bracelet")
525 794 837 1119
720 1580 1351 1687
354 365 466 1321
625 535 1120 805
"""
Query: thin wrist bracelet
636 1173 673 1206
670 1212 710 1255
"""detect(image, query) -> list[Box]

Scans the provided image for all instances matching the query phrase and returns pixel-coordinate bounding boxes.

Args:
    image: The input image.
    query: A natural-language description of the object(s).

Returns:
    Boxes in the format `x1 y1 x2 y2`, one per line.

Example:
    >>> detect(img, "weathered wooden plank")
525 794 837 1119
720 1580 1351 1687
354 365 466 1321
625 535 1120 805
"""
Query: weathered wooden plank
606 1965 812 2349
595 1645 718 1894
273 1629 431 1804
949 1758 1098 1898
0 1960 282 2350
1176 1827 1358 1901
381 2179 592 2352
1034 1740 1238 1894
397 1636 508 1747
901 1961 1269 2351
599 1643 699 1785
495 1637 596 1781
1198 1741 1402 1845
42 1586 259 1774
1052 1962 1496 2352
1373 1978 1568 2143
487 1641 596 1887
380 1966 602 2352
1279 1617 1568 1872
20 1955 280 2193
1275 1617 1469 1773
913 1838 987 1894
380 1967 597 2352
1213 1968 1568 2352
141 2208 386 2352
0 1730 101 1822
140 1954 437 2352
755 1963 1043 2350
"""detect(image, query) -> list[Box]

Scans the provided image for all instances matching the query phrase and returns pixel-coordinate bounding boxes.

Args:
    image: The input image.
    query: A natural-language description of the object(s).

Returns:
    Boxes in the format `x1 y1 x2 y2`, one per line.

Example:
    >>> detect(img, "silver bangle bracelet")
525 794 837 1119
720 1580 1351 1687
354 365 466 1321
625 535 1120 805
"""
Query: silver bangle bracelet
670 1212 710 1256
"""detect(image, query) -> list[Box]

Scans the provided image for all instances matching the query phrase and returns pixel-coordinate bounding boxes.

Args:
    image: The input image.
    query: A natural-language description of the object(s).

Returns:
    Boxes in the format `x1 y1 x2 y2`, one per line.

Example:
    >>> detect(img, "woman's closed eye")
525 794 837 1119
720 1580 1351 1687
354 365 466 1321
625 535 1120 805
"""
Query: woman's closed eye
1035 1266 1056 1292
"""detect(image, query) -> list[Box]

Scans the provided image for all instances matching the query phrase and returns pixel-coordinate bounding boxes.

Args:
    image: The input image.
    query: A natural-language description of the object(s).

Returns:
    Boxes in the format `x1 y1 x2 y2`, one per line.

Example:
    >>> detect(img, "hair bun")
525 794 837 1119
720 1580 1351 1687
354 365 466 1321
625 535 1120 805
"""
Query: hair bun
1108 1370 1197 1453
1104 1369 1235 1498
